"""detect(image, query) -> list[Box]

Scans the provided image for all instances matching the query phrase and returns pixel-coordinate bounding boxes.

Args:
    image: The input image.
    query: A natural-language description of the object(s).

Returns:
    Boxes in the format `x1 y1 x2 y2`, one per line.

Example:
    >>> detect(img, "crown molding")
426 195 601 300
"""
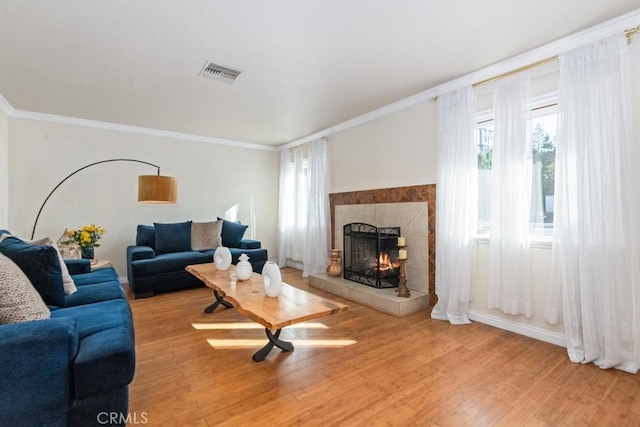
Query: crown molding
12 109 278 151
0 93 15 116
280 89 438 150
7 107 278 152
282 8 640 150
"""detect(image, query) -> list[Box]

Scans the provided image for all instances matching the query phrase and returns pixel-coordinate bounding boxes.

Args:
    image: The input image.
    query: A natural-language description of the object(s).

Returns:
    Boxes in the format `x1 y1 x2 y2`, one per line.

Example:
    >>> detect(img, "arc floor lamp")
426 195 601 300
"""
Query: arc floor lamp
30 158 177 239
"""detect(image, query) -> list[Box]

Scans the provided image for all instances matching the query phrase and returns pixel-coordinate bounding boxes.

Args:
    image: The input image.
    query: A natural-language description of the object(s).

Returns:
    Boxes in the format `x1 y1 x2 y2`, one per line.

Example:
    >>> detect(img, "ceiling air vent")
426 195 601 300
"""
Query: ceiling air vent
199 62 242 84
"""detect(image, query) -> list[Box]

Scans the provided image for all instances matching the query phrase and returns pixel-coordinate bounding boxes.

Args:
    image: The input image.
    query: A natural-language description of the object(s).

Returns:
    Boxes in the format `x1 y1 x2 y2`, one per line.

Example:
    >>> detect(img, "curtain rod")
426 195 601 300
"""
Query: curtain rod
431 25 639 103
471 55 558 88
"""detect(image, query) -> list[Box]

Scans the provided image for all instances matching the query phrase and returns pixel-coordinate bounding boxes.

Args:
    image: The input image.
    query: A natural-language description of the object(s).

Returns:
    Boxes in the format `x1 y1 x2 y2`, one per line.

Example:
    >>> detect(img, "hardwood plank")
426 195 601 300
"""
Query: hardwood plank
126 267 640 426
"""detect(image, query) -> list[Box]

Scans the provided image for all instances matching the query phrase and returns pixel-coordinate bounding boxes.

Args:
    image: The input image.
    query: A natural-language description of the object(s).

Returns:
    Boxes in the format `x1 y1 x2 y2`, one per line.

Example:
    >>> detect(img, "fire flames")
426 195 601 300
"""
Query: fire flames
373 252 400 271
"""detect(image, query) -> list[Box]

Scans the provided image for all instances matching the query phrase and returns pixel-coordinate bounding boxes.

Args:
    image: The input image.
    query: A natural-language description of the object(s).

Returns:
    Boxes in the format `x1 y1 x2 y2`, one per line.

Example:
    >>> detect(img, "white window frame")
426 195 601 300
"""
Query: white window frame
475 93 558 246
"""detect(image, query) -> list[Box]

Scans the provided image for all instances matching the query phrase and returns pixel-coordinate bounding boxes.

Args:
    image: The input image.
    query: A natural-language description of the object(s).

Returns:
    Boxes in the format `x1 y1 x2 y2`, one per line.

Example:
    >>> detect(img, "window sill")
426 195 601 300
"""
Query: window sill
474 236 552 249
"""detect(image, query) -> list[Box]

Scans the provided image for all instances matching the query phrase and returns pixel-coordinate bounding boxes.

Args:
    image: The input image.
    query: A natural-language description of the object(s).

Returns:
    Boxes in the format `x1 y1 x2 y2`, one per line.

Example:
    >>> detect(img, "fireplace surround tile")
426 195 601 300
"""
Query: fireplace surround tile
330 184 436 308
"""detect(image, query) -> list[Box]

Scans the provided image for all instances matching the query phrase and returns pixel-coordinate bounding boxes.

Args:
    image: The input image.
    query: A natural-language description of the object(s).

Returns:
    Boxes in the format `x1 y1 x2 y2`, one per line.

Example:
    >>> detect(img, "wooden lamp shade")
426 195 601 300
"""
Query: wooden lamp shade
138 175 177 203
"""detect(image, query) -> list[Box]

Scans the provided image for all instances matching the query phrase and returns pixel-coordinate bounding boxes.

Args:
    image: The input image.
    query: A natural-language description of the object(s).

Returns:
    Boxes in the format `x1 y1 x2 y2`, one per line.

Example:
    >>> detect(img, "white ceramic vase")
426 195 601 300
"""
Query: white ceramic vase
261 261 282 297
235 253 253 281
213 246 232 270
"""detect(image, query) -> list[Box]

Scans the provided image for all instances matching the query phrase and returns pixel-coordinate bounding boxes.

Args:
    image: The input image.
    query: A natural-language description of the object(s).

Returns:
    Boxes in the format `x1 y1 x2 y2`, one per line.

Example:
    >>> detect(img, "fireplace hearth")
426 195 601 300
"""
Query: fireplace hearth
343 223 400 289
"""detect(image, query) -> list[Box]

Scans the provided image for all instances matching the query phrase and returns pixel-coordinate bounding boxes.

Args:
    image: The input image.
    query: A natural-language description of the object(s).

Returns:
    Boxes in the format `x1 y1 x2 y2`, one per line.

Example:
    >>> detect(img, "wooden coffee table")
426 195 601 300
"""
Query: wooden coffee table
186 263 348 362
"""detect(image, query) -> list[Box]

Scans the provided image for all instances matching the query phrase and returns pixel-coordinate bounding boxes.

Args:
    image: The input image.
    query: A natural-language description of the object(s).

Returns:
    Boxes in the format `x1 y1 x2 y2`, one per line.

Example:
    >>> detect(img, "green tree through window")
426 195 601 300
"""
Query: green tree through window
476 109 557 234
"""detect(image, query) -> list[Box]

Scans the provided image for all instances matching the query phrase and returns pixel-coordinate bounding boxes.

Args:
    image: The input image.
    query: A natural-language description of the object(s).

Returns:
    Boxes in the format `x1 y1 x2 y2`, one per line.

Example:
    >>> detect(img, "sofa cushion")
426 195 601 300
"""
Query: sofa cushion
239 239 262 249
72 267 120 287
62 282 125 308
218 218 248 247
191 220 222 251
0 236 65 307
132 251 211 276
32 237 77 295
2 233 76 295
154 221 192 254
136 224 155 249
51 299 133 339
0 254 50 324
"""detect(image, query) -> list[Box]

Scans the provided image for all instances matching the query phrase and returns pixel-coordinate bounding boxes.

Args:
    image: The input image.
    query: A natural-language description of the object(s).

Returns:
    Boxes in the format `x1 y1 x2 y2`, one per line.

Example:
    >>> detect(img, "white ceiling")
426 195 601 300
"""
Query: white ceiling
0 1 638 146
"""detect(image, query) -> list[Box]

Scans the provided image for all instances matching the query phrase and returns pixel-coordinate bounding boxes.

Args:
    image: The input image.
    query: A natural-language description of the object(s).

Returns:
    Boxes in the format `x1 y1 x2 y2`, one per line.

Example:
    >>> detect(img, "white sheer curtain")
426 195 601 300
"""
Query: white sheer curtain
550 34 640 373
276 138 330 277
302 138 330 277
277 146 307 266
431 86 477 325
488 78 533 317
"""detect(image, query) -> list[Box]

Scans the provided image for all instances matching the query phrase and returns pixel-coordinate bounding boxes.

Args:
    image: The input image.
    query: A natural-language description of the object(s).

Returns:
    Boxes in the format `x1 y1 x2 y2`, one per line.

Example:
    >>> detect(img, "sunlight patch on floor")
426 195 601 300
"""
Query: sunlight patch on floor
192 322 329 330
206 339 357 348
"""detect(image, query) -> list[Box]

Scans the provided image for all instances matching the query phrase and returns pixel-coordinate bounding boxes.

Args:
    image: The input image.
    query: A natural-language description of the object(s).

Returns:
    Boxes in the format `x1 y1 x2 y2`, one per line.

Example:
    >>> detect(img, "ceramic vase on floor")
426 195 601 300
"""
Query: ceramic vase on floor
326 249 342 277
261 261 282 297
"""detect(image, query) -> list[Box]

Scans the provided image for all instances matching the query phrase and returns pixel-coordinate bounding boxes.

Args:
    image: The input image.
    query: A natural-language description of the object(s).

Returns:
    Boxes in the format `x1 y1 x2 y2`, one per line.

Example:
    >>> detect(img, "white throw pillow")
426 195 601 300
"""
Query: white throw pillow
31 237 77 295
0 253 50 324
191 220 223 251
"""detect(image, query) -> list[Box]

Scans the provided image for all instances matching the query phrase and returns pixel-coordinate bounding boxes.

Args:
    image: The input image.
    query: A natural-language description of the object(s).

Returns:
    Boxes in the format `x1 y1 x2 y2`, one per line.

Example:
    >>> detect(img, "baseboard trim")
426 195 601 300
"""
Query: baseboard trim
468 309 567 348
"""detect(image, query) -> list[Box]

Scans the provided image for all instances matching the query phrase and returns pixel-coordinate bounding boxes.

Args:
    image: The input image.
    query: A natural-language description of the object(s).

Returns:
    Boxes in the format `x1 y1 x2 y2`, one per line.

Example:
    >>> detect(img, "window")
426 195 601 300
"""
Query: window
476 102 558 237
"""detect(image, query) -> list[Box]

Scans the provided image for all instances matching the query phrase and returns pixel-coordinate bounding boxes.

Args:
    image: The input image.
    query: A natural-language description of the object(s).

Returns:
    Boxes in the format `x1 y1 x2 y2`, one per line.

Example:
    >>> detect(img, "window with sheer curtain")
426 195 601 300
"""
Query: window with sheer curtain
477 101 558 240
276 138 330 277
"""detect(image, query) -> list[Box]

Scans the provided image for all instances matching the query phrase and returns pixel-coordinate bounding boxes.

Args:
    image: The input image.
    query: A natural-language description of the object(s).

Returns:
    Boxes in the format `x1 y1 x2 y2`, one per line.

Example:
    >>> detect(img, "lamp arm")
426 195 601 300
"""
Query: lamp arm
31 158 161 240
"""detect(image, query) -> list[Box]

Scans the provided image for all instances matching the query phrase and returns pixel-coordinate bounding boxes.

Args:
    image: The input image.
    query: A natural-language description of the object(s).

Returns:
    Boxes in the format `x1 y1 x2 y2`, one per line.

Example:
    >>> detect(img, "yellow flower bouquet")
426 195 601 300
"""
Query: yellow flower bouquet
67 224 106 249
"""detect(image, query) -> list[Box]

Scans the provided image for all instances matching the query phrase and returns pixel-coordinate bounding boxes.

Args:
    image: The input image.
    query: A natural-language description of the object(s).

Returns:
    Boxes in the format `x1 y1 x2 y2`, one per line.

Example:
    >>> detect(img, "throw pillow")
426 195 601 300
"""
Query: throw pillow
218 218 248 247
191 220 223 251
0 253 50 324
136 224 156 249
31 237 77 295
0 236 65 307
154 221 193 254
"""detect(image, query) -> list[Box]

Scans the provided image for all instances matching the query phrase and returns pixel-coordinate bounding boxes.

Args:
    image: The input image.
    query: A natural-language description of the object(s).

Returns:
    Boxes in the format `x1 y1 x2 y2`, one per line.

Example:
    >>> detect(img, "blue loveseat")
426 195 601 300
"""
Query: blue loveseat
126 219 268 298
0 232 135 427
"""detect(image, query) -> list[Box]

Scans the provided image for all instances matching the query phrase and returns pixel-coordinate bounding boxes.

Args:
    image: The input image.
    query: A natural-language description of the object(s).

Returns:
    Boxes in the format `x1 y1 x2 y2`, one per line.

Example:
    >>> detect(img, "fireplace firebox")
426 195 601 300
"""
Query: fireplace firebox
343 223 401 289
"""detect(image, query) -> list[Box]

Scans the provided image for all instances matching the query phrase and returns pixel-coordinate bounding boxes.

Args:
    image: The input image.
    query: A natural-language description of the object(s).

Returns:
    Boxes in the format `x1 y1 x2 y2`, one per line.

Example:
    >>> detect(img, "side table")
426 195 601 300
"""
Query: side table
90 259 112 271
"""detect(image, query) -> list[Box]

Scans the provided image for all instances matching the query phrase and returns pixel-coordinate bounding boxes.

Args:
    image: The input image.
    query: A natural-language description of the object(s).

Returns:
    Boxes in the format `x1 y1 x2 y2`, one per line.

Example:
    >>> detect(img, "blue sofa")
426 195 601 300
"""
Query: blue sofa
126 220 268 298
0 232 135 427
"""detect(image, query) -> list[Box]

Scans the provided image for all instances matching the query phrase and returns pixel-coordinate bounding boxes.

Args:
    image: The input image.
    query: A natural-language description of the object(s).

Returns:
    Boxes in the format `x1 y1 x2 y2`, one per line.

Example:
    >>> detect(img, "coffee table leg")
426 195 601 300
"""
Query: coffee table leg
204 290 234 313
252 328 294 362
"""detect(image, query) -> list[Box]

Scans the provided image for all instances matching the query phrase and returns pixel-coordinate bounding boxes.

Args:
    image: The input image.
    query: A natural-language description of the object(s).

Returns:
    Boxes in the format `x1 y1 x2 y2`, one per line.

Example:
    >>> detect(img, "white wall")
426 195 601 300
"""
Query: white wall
7 118 280 276
0 108 7 229
328 101 437 193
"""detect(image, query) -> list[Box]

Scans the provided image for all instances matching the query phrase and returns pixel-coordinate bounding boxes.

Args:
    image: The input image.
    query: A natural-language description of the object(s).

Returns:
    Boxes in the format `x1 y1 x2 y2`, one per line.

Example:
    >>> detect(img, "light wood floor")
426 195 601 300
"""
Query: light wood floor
126 268 640 426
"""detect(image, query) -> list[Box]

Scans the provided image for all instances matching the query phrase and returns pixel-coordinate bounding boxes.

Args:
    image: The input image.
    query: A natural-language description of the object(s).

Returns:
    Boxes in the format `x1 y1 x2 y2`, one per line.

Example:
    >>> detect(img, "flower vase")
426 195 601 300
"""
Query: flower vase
81 246 95 260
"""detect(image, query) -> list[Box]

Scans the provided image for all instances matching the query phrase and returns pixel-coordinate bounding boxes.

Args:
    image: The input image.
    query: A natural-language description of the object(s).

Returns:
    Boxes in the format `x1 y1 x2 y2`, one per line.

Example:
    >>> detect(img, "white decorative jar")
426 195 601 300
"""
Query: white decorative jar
261 261 282 297
214 246 232 270
235 253 253 281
